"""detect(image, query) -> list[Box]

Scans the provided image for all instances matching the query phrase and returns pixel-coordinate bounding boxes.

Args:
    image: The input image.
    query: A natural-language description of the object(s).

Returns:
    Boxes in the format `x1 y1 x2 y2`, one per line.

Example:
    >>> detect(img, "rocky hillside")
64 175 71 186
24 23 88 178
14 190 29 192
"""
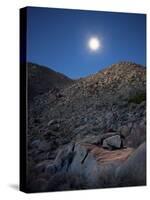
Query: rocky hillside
27 61 146 192
27 62 74 102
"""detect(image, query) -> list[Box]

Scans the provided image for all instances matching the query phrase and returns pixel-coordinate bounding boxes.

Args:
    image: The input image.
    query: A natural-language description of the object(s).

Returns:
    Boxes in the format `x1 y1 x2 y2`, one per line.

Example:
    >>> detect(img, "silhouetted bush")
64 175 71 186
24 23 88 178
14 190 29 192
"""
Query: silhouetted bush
128 92 146 104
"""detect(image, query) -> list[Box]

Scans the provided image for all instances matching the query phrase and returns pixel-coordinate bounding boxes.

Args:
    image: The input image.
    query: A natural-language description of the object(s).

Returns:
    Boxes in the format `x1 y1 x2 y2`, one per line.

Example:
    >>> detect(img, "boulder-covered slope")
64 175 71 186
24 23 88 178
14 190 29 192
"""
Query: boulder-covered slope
27 61 146 192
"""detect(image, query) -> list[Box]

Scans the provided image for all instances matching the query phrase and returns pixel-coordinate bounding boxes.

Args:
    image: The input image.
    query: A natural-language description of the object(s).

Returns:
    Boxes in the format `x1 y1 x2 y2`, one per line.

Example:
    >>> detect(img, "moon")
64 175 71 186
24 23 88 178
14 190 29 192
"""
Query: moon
88 37 101 51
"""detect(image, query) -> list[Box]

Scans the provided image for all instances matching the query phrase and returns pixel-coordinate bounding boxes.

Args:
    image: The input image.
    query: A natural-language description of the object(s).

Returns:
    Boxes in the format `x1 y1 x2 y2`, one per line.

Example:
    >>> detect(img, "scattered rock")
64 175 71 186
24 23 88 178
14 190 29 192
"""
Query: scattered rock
38 141 50 151
45 163 57 174
51 124 60 131
119 125 131 138
77 135 100 144
47 119 60 126
34 160 51 173
73 124 92 135
31 139 40 148
102 135 122 150
27 61 146 191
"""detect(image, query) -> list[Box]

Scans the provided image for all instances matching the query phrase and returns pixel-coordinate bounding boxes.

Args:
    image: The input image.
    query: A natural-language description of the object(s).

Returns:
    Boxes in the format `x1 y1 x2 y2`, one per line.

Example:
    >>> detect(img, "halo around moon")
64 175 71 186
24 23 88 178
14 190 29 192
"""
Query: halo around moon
88 37 101 51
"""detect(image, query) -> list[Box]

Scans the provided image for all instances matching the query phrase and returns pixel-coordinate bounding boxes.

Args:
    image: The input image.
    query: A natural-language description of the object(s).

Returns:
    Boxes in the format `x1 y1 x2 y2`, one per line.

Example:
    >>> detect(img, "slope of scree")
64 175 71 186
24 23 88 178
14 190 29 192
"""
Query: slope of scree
27 61 146 192
27 62 74 102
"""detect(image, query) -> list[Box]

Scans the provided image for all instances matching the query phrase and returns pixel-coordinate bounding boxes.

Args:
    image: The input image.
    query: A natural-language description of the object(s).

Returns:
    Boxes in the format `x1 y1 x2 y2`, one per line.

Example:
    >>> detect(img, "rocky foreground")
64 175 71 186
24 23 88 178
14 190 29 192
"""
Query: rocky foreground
27 61 146 192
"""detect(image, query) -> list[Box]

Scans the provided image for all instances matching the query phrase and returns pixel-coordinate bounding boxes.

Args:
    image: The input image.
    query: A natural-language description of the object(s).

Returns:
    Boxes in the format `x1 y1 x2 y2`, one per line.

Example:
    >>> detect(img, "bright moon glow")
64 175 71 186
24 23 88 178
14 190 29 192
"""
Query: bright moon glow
88 37 100 51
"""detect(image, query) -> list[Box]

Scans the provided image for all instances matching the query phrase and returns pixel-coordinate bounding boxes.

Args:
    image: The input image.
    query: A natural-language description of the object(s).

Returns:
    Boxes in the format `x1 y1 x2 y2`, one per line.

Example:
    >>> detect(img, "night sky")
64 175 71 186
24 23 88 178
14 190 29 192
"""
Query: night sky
26 7 146 79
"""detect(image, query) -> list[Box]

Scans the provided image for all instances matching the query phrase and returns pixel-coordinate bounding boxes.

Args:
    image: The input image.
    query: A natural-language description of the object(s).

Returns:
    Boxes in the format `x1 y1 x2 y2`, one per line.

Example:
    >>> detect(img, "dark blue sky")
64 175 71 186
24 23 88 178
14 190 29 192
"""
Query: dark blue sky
27 7 146 79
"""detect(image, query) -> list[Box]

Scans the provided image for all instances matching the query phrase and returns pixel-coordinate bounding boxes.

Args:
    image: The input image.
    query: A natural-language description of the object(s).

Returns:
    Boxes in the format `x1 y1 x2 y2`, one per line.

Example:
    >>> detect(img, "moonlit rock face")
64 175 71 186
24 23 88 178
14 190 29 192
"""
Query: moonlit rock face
88 37 100 51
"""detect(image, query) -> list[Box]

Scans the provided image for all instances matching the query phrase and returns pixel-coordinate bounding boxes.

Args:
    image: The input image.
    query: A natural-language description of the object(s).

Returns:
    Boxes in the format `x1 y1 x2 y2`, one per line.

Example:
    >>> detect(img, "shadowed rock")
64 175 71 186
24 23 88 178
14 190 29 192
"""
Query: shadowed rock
102 135 122 150
116 142 146 186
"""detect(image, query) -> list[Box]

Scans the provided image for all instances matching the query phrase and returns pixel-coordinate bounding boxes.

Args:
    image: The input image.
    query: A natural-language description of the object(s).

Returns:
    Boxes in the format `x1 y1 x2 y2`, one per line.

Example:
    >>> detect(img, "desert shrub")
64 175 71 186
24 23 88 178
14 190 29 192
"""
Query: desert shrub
128 91 146 104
